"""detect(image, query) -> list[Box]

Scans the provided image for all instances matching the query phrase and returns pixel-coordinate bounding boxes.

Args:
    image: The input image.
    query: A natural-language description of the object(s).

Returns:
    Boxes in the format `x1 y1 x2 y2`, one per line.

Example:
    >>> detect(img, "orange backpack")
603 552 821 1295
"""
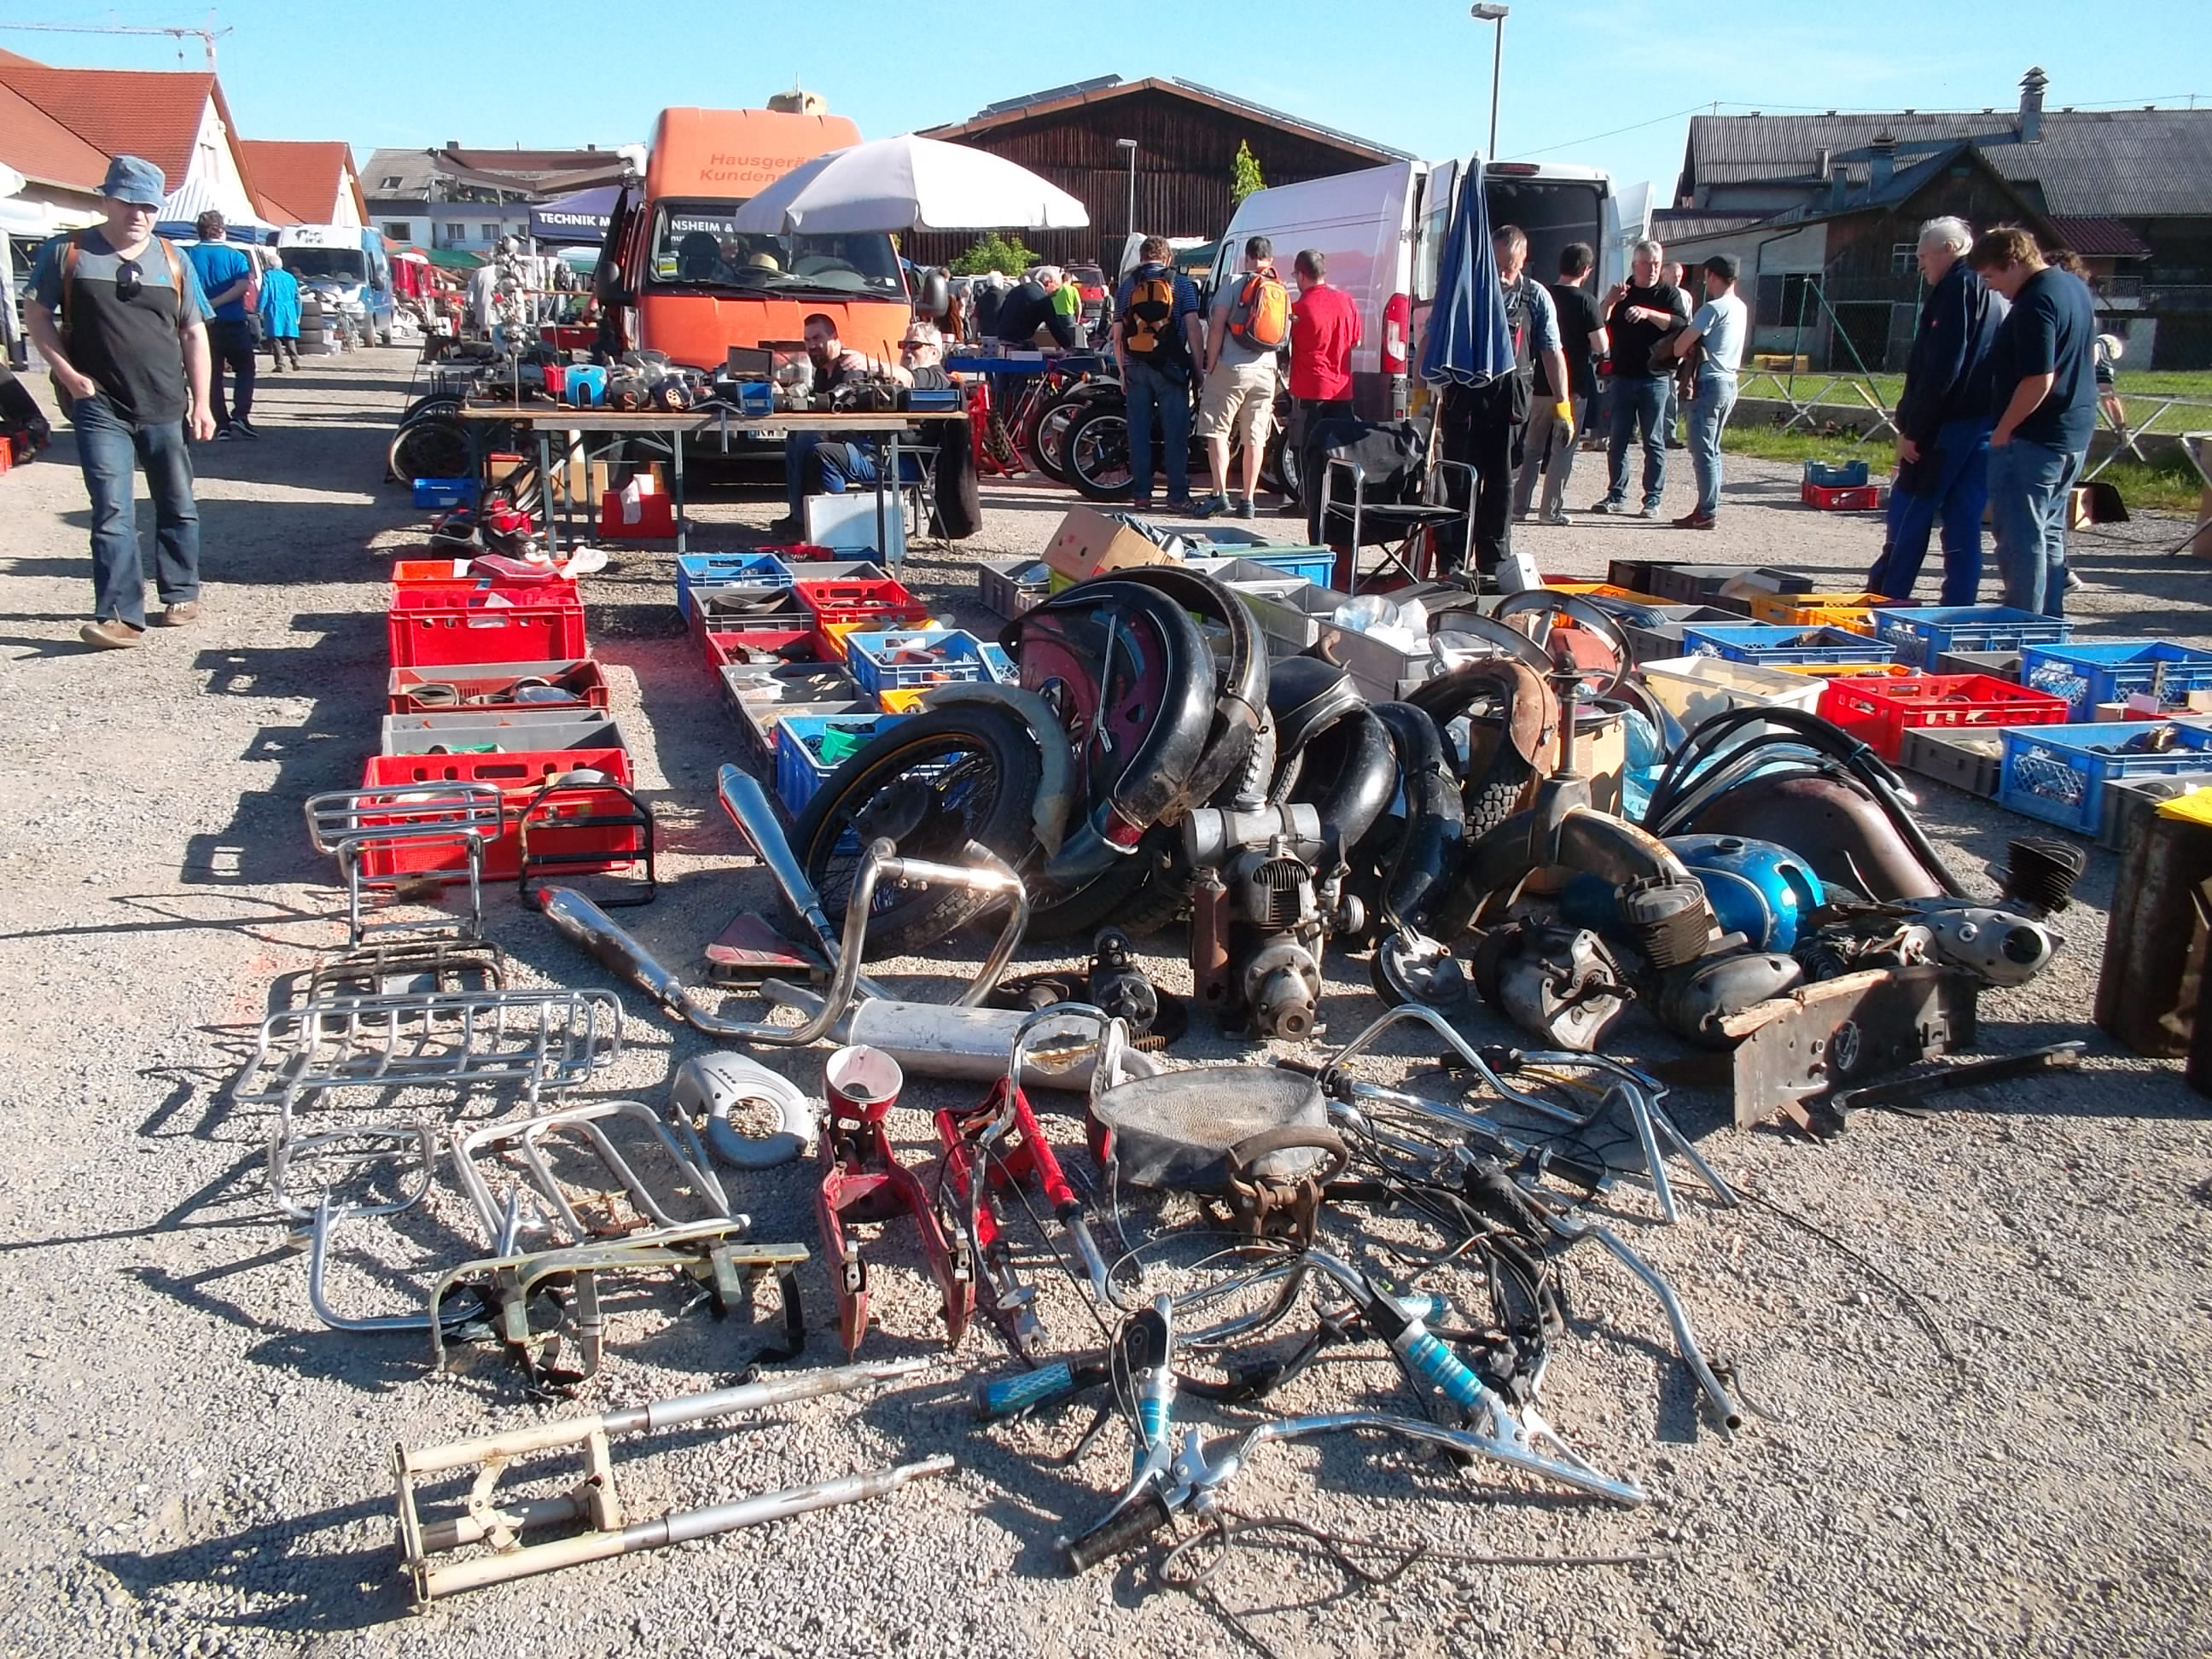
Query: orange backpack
1225 265 1290 352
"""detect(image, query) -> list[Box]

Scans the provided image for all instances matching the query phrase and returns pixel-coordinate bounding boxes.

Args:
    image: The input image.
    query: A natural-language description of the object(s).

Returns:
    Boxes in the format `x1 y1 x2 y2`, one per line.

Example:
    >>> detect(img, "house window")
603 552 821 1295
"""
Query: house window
1891 242 1917 275
382 222 412 243
380 174 403 189
480 223 500 244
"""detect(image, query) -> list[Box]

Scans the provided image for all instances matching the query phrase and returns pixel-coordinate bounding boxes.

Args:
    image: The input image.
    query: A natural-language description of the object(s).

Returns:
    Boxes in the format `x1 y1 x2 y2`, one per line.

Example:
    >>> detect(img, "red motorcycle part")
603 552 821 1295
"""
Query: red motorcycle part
934 1075 1086 1357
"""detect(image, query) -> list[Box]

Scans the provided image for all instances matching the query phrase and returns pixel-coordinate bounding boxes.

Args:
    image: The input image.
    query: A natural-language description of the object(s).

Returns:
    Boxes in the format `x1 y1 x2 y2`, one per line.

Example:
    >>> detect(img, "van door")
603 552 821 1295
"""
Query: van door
593 186 635 353
1405 158 1464 413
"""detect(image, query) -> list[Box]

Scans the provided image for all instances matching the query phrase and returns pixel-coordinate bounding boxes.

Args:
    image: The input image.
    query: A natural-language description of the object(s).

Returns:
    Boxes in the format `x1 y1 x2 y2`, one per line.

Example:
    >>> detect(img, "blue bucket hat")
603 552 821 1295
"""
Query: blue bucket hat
99 154 167 208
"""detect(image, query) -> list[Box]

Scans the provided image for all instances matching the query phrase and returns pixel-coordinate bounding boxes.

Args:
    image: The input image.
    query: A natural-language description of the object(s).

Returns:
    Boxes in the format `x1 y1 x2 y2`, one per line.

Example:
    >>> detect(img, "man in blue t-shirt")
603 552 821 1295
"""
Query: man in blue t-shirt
1970 226 2098 616
183 210 259 437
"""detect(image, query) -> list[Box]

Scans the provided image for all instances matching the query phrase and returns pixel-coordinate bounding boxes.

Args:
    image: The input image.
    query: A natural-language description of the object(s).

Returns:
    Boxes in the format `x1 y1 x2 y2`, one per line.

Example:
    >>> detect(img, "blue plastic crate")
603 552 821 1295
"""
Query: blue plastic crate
843 629 1012 696
1998 720 2212 834
772 712 910 816
1681 623 1898 667
1802 459 1871 488
1875 605 2074 668
412 477 477 509
2018 639 2212 720
676 552 795 620
1230 546 1337 588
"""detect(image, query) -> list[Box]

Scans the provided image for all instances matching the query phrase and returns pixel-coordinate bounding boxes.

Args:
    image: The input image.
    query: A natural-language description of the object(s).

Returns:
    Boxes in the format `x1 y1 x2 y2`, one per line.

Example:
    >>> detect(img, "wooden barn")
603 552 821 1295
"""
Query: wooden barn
913 76 1411 271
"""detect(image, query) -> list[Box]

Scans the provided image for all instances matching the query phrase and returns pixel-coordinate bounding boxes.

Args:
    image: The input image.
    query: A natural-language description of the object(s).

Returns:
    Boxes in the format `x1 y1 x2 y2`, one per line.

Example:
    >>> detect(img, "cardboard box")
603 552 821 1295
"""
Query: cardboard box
1040 507 1179 585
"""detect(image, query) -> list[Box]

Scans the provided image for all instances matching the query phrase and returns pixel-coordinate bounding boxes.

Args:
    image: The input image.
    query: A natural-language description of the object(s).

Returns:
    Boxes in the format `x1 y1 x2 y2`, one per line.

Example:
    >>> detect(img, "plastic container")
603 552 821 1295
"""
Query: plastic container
2018 640 2212 721
702 626 816 671
411 477 477 509
774 712 911 815
1817 673 2069 760
1802 459 1871 488
1743 589 1898 630
1875 605 2074 668
675 552 796 620
1682 623 1900 667
843 629 1014 696
731 693 870 771
379 710 628 757
387 658 608 714
1801 480 1886 511
358 748 634 880
387 588 586 667
795 575 930 631
1999 720 2212 834
690 585 811 630
1644 564 1762 604
1898 727 2005 798
1638 655 1826 748
1226 545 1336 587
978 558 1051 618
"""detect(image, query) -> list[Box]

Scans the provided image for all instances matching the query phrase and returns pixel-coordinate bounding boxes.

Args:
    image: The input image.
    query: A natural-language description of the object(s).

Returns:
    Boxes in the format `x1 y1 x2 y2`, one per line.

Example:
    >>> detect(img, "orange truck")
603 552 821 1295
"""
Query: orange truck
595 106 912 371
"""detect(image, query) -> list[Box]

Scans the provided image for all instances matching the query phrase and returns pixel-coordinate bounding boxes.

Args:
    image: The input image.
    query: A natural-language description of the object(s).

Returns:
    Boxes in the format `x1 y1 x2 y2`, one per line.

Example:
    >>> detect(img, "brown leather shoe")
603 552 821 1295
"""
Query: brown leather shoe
1673 513 1716 530
80 619 146 649
155 600 201 626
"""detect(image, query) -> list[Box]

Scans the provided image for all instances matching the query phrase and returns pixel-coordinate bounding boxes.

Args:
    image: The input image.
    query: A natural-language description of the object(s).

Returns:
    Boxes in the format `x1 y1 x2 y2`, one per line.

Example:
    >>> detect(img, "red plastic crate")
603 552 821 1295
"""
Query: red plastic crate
389 558 581 599
702 626 817 671
793 577 930 658
1817 672 2070 760
387 658 609 714
358 748 633 880
388 588 587 667
599 489 678 539
1801 480 1887 511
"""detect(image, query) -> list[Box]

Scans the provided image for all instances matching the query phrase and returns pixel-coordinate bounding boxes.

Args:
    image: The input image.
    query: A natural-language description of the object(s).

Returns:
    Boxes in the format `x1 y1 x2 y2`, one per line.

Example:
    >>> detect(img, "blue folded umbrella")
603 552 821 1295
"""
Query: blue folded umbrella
1418 161 1513 390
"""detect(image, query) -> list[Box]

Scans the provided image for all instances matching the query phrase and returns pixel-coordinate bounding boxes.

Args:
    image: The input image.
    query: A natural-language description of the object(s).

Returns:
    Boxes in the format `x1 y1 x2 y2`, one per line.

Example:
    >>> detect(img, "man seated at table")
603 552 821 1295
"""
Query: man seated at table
771 314 945 538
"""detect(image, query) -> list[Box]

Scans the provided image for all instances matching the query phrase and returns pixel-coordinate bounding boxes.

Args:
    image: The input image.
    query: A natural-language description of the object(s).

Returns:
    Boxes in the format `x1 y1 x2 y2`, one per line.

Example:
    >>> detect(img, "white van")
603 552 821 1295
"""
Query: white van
1210 160 1620 419
276 224 394 346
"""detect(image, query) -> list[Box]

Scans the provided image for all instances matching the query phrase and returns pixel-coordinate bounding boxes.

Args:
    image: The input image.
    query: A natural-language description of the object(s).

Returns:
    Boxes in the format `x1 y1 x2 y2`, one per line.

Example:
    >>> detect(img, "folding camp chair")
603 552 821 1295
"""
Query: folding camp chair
1306 416 1476 595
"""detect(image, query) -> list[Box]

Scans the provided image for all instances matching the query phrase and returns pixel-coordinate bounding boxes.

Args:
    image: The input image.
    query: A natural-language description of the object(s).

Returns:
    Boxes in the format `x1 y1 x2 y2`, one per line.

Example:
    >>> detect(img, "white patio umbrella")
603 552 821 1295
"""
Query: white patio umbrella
731 134 1089 236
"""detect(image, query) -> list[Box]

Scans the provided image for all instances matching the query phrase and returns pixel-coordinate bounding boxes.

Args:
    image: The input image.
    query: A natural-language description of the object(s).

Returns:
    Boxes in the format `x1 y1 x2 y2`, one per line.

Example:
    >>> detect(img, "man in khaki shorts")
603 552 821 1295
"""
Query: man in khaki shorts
1194 235 1283 519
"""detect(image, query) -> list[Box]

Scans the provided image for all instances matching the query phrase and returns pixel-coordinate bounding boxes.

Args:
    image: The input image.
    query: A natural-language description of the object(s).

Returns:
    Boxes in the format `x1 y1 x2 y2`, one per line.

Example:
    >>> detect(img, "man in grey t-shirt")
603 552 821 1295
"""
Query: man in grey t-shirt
1671 253 1748 528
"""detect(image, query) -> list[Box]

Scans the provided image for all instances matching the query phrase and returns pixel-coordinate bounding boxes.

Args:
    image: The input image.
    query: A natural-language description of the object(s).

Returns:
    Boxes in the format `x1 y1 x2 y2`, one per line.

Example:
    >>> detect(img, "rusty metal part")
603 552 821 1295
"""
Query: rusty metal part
1720 966 1981 1132
394 1361 944 1604
1825 1040 2085 1124
1679 773 1946 901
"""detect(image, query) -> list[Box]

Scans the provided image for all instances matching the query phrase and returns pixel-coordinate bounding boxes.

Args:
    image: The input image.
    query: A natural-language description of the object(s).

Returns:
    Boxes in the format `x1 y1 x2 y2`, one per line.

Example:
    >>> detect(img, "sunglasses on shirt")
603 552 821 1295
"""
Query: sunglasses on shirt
114 259 143 301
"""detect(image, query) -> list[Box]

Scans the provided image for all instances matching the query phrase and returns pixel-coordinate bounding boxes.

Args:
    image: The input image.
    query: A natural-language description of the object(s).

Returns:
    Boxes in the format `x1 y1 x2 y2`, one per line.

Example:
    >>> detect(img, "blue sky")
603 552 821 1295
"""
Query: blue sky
13 0 2210 206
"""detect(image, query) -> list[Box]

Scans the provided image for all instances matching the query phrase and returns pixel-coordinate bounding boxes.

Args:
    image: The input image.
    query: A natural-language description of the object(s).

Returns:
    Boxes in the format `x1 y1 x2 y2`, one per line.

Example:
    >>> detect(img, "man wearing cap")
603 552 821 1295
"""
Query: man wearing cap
24 155 217 650
1669 254 1749 529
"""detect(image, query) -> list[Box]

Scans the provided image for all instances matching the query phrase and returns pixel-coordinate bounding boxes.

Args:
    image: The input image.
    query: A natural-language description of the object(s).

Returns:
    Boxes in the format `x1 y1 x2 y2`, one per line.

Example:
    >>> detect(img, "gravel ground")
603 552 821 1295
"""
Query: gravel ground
3 352 2210 1658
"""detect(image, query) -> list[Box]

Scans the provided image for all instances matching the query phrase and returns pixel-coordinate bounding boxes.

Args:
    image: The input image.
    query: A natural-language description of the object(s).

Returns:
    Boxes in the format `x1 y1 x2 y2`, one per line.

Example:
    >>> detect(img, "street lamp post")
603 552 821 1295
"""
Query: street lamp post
1470 3 1509 160
1115 138 1138 263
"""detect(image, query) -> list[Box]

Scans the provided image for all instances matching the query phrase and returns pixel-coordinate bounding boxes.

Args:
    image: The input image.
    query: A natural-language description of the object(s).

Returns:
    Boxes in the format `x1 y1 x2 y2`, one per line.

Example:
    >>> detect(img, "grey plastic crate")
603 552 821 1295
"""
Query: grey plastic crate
379 710 628 757
2097 774 2212 853
1625 606 1738 665
977 558 1049 619
718 661 860 716
1897 726 2005 798
733 696 871 770
1935 648 2023 681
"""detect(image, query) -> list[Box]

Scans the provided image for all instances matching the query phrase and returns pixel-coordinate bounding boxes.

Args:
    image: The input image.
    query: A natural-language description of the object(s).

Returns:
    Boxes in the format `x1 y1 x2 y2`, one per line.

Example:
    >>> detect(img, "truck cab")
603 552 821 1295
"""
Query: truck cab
595 107 911 372
275 224 394 346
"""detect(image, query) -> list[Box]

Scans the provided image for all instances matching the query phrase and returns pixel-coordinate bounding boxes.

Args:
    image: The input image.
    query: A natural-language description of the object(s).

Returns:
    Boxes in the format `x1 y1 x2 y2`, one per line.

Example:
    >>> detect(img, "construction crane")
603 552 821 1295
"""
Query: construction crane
0 18 233 72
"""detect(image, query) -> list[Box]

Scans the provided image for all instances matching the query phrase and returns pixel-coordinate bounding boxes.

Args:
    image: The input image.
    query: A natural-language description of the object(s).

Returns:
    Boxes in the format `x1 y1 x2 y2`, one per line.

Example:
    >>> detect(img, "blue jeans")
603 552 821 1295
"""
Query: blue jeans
1124 357 1191 503
1987 437 2084 616
784 434 880 520
207 318 255 428
1604 376 1668 506
70 393 201 628
1686 370 1738 519
1867 417 1991 606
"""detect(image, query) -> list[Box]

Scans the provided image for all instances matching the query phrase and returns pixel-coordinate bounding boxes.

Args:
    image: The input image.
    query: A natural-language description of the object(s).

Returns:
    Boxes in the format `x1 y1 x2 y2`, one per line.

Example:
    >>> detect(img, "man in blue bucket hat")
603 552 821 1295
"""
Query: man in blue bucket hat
24 154 217 650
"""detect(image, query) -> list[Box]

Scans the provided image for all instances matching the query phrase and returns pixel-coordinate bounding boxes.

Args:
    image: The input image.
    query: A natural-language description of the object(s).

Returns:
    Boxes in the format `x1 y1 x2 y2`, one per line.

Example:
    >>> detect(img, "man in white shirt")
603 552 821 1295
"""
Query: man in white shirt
1671 253 1748 529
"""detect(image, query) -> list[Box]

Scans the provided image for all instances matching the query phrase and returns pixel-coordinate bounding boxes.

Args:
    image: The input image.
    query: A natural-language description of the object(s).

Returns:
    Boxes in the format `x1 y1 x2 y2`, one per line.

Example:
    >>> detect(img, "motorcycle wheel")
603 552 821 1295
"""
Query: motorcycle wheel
1028 391 1092 485
1063 404 1135 502
1027 826 1185 941
387 414 471 486
788 705 1045 957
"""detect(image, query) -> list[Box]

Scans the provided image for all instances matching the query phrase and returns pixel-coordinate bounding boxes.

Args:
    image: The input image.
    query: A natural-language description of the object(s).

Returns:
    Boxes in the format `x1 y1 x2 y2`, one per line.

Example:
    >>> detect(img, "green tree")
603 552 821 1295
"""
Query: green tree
948 232 1042 276
1230 141 1266 204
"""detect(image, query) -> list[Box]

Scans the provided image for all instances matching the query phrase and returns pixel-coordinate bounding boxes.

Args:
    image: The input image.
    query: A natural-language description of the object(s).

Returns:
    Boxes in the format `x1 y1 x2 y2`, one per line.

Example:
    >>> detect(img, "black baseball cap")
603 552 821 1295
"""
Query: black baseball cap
1703 253 1741 282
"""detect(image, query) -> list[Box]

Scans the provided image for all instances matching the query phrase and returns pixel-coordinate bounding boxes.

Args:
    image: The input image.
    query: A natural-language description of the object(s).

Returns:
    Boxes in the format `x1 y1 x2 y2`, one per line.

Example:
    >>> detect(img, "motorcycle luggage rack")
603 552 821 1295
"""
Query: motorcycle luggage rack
300 940 508 1006
306 783 506 947
515 775 656 912
452 1102 735 1250
240 988 625 1130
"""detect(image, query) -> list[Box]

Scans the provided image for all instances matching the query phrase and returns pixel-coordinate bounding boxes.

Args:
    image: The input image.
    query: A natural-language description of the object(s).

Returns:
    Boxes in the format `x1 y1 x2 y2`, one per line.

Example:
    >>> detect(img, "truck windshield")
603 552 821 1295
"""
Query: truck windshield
648 200 904 299
282 247 368 282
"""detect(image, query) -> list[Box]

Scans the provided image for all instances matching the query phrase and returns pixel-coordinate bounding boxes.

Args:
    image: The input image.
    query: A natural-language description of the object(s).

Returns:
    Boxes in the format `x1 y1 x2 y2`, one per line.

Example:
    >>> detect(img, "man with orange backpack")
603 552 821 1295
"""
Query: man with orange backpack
1113 236 1205 512
1195 235 1289 519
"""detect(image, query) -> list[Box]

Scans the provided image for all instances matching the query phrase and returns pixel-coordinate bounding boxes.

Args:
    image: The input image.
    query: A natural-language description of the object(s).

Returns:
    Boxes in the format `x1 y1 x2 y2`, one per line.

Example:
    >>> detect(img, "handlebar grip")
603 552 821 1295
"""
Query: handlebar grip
1060 1487 1174 1575
977 1360 1081 1421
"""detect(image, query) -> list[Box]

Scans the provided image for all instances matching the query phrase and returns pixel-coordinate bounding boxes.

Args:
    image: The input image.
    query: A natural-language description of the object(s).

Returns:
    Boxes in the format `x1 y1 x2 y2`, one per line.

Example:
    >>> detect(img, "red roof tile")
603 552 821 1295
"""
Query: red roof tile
0 64 215 184
240 139 363 224
0 77 108 190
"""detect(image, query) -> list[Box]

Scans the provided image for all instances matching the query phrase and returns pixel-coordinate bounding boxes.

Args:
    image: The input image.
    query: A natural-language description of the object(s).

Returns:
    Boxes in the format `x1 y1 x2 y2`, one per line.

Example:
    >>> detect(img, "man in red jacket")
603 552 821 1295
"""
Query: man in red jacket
1286 247 1359 507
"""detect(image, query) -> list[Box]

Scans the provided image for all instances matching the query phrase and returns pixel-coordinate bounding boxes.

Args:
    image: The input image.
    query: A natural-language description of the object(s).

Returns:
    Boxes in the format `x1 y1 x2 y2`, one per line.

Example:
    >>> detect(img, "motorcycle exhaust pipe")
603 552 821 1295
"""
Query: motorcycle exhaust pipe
760 984 1162 1090
718 765 841 962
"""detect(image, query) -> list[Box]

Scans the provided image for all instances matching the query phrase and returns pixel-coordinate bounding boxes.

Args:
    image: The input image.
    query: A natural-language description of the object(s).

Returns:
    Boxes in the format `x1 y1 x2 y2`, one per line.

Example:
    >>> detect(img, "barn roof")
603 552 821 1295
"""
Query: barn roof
926 75 1413 164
